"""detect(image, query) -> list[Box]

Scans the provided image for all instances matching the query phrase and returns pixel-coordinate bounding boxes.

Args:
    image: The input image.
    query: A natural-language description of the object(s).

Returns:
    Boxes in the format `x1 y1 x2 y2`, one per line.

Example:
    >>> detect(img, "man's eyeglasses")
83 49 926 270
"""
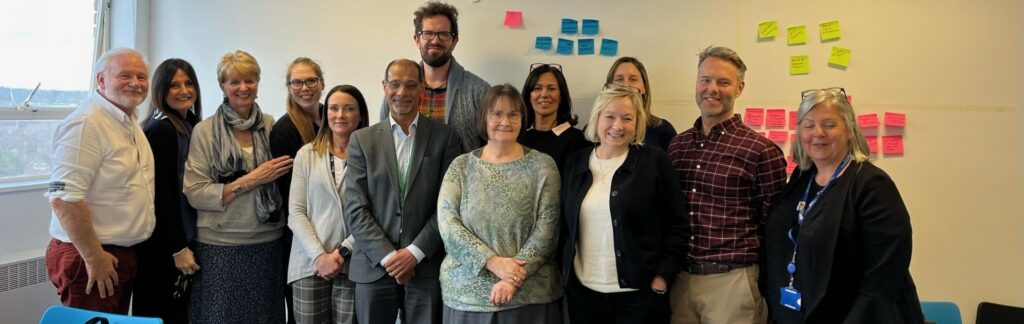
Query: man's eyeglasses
603 83 642 94
385 80 422 90
801 87 847 100
530 63 562 72
288 77 321 90
417 31 456 41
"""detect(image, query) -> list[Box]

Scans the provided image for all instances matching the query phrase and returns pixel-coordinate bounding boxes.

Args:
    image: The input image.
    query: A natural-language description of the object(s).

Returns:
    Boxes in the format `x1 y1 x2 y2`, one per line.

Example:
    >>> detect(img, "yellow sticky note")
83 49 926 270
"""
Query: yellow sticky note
819 20 841 41
787 25 807 45
790 55 810 75
758 21 778 39
829 46 851 67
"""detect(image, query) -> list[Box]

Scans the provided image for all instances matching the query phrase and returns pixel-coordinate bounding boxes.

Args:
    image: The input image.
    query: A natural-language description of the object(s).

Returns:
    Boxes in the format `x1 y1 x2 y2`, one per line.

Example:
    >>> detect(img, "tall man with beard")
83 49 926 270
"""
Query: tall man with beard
380 1 490 152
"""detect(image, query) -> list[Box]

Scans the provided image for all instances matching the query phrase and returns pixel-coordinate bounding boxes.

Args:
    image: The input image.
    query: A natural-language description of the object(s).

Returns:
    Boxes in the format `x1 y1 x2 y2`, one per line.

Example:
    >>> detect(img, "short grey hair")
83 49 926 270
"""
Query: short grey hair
93 48 148 76
583 86 647 145
697 46 747 81
791 89 871 171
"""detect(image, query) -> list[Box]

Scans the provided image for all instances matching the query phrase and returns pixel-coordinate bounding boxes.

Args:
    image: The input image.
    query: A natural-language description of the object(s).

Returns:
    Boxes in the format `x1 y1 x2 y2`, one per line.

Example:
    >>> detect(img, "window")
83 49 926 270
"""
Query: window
0 0 102 186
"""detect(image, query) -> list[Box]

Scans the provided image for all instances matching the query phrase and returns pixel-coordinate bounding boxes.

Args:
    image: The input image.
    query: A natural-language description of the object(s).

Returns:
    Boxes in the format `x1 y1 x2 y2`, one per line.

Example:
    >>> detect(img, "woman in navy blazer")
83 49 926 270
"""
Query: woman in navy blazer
560 85 689 324
761 88 923 324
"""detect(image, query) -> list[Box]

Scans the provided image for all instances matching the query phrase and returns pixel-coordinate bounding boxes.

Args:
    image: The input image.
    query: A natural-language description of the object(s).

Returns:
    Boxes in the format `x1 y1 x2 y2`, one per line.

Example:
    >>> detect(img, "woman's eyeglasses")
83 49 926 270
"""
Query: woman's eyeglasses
529 63 562 72
801 87 847 100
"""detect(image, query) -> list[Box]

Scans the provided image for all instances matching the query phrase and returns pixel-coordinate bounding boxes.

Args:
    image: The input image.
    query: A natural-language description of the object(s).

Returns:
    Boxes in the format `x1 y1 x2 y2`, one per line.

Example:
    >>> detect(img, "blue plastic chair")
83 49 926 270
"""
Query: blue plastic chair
921 301 963 324
39 305 163 324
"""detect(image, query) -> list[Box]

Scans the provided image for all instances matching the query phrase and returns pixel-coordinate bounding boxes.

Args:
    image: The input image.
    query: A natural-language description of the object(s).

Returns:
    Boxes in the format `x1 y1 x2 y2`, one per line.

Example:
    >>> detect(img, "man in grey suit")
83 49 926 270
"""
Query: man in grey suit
345 59 463 324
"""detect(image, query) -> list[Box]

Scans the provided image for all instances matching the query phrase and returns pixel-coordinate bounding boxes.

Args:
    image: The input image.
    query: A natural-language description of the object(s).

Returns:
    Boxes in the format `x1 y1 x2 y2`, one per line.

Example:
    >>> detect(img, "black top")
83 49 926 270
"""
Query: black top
762 161 924 324
270 113 320 206
142 111 200 255
560 144 690 289
520 126 591 174
644 120 677 152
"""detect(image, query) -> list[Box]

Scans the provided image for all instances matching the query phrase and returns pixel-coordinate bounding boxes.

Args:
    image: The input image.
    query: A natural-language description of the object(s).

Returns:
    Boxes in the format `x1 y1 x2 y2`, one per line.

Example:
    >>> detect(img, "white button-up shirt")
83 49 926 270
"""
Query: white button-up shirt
383 113 425 264
47 91 155 247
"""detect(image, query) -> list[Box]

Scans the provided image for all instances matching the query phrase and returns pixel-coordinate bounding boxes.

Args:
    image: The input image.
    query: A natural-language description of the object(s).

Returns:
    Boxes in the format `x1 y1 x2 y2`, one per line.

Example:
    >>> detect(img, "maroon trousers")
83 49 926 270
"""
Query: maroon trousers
45 239 137 314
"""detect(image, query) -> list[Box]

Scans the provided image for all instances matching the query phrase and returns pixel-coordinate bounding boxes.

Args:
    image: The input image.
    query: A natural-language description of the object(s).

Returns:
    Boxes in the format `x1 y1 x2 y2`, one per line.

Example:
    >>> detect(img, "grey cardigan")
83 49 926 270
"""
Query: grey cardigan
379 57 490 152
286 144 355 283
183 113 284 246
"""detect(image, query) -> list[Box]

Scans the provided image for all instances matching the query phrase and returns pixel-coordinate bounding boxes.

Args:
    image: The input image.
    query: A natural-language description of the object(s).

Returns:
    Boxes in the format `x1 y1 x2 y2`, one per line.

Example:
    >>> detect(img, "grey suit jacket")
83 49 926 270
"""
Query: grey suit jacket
343 115 463 283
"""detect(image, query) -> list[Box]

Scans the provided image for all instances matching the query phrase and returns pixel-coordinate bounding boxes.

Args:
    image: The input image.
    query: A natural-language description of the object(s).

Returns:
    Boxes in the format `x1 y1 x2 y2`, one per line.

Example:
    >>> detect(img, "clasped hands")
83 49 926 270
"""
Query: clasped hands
313 249 345 281
486 256 527 306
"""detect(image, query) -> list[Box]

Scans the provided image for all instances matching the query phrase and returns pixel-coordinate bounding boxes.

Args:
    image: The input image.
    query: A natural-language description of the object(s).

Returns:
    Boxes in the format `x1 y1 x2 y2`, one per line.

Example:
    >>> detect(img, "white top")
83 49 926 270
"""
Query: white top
574 149 636 293
383 113 425 264
47 91 155 246
287 144 355 283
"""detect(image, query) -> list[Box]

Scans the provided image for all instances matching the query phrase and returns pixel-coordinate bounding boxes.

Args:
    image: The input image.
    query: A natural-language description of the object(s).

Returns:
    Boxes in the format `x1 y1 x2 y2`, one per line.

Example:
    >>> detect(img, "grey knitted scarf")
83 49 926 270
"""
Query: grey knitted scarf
209 101 283 223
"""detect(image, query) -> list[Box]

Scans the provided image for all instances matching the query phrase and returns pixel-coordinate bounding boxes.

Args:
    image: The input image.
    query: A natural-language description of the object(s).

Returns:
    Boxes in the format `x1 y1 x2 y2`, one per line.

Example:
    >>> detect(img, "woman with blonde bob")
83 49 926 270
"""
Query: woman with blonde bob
761 88 923 323
184 50 293 323
560 85 689 324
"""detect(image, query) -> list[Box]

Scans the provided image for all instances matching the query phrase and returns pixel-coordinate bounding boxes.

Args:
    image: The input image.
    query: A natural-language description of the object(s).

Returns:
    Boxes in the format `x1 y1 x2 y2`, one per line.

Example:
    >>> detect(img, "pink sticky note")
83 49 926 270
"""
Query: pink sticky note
766 109 786 128
884 112 906 127
504 11 523 28
858 113 880 128
744 108 765 126
790 134 796 144
846 95 852 104
882 135 904 154
789 111 798 130
865 135 878 153
786 156 797 174
757 131 766 138
768 130 789 142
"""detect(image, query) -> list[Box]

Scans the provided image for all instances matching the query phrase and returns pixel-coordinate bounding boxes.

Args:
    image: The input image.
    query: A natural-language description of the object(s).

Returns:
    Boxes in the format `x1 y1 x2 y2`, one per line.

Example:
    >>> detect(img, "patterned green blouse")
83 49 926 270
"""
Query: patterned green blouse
438 148 563 312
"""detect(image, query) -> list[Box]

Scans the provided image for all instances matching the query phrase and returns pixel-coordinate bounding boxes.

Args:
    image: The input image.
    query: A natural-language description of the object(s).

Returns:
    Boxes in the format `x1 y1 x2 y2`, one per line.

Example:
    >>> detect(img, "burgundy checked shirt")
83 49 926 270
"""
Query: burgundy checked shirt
668 115 787 264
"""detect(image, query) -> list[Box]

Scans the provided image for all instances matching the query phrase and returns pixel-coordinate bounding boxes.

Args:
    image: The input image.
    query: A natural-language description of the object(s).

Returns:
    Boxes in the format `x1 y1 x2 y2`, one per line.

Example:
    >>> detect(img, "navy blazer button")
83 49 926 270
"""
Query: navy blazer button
620 279 627 285
615 250 621 257
611 190 618 197
613 219 619 226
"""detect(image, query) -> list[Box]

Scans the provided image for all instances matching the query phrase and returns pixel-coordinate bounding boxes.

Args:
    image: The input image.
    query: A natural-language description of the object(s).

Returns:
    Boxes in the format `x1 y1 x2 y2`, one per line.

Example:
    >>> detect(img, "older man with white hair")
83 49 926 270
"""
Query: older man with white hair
45 47 156 314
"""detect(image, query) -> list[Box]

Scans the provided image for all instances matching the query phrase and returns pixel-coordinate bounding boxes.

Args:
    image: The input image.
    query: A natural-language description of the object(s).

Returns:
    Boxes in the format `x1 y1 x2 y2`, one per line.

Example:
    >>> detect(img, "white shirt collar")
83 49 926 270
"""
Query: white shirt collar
389 112 421 135
92 90 138 125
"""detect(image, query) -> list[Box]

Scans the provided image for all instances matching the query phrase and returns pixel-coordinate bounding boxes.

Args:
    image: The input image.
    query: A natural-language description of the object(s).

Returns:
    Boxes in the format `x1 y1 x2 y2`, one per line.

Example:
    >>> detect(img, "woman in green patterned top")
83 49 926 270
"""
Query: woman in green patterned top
437 84 563 324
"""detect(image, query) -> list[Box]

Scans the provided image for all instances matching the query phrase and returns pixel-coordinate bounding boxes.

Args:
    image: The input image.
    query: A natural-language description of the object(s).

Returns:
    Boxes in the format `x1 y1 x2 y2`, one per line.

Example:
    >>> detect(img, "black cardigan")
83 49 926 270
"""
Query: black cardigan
269 113 319 206
142 112 199 256
761 161 924 324
560 144 690 289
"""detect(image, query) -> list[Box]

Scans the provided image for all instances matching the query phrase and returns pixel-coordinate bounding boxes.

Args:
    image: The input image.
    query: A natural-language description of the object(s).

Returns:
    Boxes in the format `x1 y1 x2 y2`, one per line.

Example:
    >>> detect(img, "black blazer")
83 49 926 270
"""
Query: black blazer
560 144 690 289
141 111 200 255
762 161 924 324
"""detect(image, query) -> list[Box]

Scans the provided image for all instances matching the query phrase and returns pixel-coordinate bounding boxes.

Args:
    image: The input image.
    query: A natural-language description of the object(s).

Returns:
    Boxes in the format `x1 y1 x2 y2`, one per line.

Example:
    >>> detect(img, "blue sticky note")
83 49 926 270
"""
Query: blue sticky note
578 39 595 55
582 19 600 35
535 36 553 50
561 18 578 35
556 38 574 55
600 39 618 56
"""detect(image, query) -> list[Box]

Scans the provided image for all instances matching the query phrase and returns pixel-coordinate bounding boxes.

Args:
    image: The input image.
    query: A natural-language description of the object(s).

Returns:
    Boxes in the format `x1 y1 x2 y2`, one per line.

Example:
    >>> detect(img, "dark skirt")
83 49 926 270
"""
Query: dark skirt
442 301 563 324
189 240 284 323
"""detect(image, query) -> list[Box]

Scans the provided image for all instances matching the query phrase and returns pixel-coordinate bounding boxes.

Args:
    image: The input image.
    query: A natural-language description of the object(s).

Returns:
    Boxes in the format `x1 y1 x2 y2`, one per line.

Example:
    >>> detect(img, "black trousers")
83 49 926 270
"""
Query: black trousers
132 239 188 324
565 273 670 324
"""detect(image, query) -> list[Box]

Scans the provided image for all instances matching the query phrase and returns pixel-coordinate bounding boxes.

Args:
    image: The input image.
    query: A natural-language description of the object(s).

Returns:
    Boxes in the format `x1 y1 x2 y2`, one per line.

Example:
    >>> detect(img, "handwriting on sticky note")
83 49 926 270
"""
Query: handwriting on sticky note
789 111 798 129
582 19 599 35
819 20 841 41
535 36 552 50
600 39 618 56
857 113 879 128
578 39 595 55
556 38 574 55
884 112 906 126
504 11 522 28
768 131 789 142
787 25 807 45
758 21 778 39
790 55 810 75
829 46 851 68
744 108 765 126
766 109 786 128
561 18 578 34
865 136 879 153
882 135 904 154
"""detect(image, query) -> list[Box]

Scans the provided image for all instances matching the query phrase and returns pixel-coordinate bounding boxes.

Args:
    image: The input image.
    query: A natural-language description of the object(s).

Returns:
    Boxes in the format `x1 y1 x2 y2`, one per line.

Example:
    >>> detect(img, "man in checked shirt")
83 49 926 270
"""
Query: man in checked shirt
667 46 787 324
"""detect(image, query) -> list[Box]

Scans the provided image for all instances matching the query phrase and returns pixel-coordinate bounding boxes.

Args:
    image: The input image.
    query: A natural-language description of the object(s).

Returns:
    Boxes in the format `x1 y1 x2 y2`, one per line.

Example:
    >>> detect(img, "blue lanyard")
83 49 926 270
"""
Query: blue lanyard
785 155 851 288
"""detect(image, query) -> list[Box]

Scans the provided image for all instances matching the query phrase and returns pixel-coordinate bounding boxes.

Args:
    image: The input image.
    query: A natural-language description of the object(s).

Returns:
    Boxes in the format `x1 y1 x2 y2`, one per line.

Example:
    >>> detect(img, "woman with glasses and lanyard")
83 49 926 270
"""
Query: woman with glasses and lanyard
287 85 369 324
761 88 923 323
560 85 689 324
271 57 327 323
605 57 676 152
520 63 590 173
184 50 293 323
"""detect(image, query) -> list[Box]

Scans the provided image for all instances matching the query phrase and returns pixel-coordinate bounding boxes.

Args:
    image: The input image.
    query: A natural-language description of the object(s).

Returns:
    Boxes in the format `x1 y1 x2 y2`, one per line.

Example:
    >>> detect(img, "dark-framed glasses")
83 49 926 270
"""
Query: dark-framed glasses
603 83 642 94
385 80 422 90
288 77 321 90
801 87 847 100
530 63 563 72
417 30 456 41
